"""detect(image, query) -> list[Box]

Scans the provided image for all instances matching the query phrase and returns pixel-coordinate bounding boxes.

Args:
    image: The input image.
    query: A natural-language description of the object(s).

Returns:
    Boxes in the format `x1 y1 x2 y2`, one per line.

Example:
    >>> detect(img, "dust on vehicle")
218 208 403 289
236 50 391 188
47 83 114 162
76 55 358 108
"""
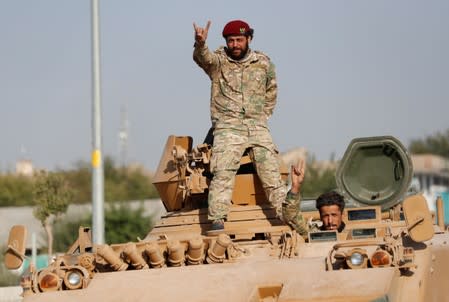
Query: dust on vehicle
5 135 449 302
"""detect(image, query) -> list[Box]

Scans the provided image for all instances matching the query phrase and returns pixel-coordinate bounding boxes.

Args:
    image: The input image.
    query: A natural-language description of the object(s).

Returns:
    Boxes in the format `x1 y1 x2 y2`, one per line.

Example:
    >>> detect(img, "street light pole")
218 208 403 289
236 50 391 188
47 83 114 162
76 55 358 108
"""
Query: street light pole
91 0 105 244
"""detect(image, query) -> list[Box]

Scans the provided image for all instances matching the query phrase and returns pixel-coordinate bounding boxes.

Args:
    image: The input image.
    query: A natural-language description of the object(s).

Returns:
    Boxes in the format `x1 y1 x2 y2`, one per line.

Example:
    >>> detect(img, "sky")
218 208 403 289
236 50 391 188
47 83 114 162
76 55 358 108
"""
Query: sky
1 0 448 172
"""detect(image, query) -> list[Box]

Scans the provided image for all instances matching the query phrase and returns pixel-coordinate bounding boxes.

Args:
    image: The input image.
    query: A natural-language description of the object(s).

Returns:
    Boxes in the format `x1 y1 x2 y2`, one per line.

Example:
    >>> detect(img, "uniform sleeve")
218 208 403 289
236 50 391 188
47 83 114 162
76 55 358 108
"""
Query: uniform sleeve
264 61 277 118
282 190 309 236
193 44 219 78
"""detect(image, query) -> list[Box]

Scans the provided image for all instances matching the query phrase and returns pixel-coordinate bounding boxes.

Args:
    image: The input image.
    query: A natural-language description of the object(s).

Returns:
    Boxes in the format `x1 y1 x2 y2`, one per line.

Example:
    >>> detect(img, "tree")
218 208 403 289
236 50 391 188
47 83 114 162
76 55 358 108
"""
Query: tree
409 129 449 158
300 158 337 199
53 216 91 253
0 157 159 207
33 171 74 260
64 157 158 204
103 157 158 202
63 160 91 203
53 202 153 252
104 203 153 244
0 174 33 206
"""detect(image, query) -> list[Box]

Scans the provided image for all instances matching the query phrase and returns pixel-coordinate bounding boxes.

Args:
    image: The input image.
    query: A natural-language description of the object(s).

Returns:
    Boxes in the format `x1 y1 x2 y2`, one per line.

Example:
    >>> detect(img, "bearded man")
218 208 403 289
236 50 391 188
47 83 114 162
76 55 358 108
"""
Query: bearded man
193 20 286 231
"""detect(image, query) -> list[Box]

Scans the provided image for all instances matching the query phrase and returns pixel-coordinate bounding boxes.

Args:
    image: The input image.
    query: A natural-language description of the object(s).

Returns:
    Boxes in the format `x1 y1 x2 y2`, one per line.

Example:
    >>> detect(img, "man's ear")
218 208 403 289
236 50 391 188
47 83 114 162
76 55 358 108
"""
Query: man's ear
247 36 252 43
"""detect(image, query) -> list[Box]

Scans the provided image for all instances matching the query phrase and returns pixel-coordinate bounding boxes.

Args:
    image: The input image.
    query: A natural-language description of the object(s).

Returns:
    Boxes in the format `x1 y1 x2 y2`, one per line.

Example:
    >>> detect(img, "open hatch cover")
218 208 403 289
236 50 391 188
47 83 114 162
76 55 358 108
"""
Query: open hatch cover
336 136 413 211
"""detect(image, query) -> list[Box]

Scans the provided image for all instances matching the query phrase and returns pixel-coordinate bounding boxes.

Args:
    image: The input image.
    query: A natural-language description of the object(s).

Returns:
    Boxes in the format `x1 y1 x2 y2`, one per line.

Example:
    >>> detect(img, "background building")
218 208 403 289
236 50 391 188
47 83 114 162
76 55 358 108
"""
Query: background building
411 154 449 221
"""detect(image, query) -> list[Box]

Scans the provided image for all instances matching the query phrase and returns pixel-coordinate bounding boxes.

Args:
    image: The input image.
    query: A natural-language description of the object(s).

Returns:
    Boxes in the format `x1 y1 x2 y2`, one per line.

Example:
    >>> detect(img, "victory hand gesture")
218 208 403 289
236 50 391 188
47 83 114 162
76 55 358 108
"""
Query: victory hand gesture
290 158 306 194
193 20 211 46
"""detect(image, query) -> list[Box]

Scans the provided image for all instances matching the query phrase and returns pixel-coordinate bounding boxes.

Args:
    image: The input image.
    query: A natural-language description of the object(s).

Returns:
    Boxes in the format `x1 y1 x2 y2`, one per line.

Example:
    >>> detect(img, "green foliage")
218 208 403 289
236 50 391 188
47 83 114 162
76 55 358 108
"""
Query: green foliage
53 202 153 252
104 202 153 244
0 157 159 207
53 215 91 253
0 246 21 286
102 157 158 202
63 160 92 203
300 158 337 199
409 129 449 158
63 156 159 204
0 174 33 207
33 171 73 225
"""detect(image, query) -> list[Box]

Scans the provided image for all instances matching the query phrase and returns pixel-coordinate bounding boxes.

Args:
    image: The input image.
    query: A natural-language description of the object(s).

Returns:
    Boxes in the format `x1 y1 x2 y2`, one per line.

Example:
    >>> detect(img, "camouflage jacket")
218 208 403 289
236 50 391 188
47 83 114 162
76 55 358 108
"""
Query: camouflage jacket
193 44 277 130
282 190 321 236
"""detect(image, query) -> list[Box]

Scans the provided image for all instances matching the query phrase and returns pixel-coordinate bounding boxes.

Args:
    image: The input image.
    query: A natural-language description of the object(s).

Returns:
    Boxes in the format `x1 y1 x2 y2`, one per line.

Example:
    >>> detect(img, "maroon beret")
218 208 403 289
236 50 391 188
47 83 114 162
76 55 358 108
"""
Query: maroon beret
222 20 254 38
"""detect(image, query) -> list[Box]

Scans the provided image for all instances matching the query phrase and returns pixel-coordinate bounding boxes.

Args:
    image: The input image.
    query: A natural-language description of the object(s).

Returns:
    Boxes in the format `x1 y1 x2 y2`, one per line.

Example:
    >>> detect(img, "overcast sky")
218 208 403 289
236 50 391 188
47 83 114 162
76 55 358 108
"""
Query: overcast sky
1 0 448 172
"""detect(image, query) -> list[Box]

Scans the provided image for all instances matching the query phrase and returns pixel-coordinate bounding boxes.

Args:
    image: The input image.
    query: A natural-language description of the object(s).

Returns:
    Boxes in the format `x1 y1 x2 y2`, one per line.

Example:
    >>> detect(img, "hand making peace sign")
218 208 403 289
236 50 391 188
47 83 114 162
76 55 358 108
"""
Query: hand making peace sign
291 158 306 194
193 20 211 46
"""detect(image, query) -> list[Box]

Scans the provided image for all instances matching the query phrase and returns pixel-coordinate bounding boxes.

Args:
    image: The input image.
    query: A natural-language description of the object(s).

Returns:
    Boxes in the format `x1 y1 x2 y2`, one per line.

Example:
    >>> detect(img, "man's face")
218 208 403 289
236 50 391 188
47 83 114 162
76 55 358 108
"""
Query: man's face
225 35 250 60
319 205 343 231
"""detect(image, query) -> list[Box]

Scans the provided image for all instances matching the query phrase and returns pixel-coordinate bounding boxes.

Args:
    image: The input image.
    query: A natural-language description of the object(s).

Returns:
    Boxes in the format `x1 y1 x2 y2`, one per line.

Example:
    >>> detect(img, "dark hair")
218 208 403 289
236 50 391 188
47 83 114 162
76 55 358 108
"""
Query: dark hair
315 191 345 212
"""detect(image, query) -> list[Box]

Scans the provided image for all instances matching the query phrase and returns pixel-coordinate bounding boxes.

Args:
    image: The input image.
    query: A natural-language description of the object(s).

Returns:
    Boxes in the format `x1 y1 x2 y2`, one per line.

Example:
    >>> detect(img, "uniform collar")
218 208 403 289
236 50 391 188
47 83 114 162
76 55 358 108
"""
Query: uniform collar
220 46 257 63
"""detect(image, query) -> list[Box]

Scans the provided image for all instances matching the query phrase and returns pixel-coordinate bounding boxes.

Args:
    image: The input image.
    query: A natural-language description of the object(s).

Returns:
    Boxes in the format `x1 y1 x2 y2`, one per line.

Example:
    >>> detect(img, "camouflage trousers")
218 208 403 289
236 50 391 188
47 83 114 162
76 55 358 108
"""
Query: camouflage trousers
208 127 287 221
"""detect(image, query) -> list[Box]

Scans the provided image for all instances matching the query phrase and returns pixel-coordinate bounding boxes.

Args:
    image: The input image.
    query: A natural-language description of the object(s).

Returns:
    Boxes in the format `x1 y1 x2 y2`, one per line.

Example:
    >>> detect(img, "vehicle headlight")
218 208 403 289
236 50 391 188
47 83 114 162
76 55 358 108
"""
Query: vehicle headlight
38 271 61 292
350 252 364 266
370 249 392 268
346 248 368 269
63 269 84 290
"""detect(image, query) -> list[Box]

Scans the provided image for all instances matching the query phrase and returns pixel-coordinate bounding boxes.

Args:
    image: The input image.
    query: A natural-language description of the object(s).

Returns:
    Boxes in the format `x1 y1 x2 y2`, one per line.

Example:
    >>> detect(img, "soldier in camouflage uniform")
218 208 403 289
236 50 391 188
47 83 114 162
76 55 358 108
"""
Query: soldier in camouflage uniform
284 159 346 236
193 20 287 230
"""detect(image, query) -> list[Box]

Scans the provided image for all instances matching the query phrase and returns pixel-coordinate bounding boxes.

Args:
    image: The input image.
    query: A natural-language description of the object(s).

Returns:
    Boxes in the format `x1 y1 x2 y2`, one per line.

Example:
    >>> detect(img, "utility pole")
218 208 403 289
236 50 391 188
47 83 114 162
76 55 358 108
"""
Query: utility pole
91 0 105 244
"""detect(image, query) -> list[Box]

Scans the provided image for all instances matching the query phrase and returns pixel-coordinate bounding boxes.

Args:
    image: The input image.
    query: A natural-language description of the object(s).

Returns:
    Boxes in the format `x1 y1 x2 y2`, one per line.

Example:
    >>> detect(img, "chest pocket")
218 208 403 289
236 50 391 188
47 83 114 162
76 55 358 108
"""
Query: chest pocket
218 63 242 94
243 65 267 93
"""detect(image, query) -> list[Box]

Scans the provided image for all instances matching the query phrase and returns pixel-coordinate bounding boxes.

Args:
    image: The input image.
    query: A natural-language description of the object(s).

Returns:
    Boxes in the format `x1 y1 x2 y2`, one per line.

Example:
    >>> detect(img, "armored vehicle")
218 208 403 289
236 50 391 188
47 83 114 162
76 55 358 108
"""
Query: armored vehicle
5 135 449 302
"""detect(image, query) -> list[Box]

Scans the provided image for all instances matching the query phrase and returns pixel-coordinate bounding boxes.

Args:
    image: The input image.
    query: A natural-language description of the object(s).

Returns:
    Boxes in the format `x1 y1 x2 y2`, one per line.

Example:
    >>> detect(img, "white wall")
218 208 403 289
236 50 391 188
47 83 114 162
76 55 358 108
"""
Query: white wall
0 286 22 302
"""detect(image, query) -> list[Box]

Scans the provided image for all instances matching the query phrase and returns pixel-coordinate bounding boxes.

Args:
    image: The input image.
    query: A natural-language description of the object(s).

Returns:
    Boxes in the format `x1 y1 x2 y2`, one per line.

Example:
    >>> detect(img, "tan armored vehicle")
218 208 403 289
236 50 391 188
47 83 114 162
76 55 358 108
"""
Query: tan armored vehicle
5 135 449 302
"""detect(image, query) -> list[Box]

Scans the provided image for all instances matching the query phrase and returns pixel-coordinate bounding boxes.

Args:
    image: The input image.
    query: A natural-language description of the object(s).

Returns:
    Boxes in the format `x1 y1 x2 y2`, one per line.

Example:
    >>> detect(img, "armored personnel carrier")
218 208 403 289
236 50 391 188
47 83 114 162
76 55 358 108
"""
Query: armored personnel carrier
4 135 449 302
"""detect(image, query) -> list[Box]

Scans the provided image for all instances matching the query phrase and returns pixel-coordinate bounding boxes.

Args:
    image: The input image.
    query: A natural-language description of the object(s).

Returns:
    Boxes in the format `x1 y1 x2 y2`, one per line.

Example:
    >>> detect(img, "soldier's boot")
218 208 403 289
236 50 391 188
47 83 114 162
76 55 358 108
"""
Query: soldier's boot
207 219 225 235
210 219 224 231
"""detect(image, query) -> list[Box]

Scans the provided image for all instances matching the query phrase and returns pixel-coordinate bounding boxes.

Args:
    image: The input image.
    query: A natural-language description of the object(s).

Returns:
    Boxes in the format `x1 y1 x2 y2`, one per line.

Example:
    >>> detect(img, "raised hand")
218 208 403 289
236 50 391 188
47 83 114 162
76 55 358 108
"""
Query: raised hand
290 158 306 194
193 20 211 46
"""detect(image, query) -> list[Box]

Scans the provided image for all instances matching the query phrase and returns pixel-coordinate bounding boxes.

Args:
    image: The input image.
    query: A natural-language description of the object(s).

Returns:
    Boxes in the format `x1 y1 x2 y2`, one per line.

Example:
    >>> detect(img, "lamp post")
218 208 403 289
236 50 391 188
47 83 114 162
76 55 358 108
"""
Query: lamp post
91 0 105 244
